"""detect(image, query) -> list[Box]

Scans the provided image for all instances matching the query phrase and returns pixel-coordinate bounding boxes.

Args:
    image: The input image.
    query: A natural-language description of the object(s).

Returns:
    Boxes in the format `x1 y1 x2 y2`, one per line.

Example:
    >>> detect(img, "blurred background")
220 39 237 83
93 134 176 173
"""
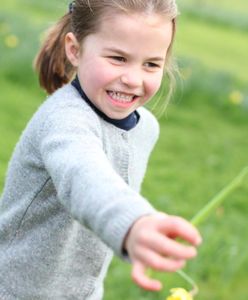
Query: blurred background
0 1 248 299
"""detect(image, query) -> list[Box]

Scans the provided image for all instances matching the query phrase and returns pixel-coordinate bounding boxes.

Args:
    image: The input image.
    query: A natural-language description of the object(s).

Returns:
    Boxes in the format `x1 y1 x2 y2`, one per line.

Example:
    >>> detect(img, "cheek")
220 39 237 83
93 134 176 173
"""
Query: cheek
146 74 164 97
99 62 120 86
86 64 118 91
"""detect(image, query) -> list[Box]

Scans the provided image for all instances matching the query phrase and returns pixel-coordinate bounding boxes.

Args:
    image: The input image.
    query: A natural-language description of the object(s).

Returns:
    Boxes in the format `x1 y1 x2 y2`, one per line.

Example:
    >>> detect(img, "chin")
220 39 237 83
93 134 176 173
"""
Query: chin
108 112 129 120
104 108 132 120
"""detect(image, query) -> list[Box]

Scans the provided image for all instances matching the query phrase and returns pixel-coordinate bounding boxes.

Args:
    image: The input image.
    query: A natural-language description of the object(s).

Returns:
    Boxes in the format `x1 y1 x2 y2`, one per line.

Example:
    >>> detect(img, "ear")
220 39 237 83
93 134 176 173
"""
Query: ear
65 32 80 67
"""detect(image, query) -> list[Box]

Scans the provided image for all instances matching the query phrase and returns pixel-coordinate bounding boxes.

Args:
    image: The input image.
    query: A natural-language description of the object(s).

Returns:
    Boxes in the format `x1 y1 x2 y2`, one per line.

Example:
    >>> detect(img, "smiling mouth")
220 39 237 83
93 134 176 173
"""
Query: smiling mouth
107 90 139 103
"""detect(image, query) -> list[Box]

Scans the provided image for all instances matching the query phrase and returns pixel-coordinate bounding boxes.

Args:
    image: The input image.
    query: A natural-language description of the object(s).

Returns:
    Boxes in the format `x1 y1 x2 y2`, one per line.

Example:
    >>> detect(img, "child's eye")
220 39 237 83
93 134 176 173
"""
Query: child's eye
144 62 160 69
109 56 126 62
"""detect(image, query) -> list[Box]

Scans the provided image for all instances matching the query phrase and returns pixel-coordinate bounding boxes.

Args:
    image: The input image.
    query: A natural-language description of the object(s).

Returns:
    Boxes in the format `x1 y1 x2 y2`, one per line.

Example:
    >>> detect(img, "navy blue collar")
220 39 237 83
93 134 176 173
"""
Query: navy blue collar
71 77 139 131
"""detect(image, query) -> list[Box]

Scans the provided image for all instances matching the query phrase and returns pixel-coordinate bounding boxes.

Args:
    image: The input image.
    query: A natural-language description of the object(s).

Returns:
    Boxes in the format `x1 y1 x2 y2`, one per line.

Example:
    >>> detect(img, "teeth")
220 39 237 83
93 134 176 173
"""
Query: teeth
108 91 135 103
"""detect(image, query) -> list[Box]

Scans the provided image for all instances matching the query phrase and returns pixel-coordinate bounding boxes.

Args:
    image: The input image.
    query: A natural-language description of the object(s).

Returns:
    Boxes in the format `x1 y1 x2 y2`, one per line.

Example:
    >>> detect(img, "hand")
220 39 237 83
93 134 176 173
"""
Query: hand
124 213 202 291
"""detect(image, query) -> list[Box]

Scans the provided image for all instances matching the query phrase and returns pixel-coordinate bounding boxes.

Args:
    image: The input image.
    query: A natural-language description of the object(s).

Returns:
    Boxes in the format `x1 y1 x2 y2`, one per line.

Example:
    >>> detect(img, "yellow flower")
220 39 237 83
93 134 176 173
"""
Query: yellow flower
229 90 244 105
166 288 193 300
4 34 19 48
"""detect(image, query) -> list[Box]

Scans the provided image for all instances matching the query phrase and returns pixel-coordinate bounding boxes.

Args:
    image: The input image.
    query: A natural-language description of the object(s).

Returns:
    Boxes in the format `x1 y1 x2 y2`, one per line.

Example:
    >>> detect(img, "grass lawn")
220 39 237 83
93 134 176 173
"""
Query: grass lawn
178 0 248 14
0 1 248 299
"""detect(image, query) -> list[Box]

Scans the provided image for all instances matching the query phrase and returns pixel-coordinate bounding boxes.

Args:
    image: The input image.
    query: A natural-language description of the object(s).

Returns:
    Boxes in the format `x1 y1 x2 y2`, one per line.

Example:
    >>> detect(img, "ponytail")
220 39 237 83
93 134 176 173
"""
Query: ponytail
34 14 75 94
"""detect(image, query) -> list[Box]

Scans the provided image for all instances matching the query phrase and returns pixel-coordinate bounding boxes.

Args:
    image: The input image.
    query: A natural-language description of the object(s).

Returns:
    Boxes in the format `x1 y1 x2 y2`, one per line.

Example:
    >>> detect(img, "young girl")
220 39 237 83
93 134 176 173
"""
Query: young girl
0 0 202 299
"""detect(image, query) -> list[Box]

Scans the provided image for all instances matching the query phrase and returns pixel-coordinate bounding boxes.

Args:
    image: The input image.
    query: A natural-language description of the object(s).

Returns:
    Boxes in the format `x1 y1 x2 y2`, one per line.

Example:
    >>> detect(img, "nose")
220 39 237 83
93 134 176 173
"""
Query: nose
120 66 143 89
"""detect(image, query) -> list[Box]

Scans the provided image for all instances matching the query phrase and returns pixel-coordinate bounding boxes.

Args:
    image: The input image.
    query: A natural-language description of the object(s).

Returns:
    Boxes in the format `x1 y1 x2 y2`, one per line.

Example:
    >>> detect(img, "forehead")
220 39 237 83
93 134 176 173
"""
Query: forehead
91 12 173 55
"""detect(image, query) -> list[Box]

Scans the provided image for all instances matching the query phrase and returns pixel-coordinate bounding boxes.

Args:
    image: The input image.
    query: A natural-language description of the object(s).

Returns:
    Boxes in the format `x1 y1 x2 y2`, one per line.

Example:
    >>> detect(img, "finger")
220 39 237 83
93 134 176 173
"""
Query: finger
134 248 186 272
144 232 197 260
131 261 162 291
158 215 202 245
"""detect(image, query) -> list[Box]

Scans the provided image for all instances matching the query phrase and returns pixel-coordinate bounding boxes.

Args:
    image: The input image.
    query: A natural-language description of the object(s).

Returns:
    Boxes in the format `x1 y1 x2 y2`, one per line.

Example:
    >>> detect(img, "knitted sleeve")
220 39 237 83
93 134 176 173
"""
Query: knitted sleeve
39 101 156 257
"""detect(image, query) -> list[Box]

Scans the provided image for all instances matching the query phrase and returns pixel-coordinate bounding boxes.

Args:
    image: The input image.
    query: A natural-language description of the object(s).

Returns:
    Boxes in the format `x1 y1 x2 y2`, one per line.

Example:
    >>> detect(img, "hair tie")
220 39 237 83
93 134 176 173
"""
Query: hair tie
69 1 76 14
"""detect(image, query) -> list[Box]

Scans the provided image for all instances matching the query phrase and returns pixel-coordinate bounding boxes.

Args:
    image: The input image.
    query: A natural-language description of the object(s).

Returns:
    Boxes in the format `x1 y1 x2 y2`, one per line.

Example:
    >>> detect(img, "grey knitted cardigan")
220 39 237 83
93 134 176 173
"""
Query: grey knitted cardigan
0 84 159 299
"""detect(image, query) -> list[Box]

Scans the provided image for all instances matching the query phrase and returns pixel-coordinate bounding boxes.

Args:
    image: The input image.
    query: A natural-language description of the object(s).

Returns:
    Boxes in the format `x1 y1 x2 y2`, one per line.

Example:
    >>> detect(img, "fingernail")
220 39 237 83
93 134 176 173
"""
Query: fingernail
190 247 197 257
196 236 202 245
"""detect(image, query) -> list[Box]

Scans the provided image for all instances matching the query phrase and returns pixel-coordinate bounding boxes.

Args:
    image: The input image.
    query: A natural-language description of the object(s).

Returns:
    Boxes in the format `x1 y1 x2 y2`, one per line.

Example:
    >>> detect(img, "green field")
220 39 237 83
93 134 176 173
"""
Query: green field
0 1 248 299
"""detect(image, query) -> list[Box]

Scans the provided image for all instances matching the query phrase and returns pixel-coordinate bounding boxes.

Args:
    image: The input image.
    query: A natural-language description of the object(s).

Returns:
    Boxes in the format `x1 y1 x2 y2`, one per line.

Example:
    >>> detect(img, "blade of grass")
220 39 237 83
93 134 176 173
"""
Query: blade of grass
191 166 248 226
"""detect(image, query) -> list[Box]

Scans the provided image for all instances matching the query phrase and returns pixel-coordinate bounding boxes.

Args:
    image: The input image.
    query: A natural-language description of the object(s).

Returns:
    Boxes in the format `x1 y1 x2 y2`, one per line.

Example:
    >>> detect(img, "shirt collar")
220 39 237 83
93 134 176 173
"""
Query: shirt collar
71 76 139 131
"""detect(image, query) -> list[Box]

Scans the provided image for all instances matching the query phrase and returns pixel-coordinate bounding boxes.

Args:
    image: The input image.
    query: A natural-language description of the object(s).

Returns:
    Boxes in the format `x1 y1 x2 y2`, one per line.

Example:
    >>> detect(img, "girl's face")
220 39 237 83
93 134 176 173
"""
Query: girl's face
66 12 173 119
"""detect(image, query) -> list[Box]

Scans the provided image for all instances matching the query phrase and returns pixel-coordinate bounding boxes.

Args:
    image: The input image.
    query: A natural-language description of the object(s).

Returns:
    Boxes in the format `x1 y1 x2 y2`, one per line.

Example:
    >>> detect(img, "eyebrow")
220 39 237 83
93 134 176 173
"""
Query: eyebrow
103 47 165 62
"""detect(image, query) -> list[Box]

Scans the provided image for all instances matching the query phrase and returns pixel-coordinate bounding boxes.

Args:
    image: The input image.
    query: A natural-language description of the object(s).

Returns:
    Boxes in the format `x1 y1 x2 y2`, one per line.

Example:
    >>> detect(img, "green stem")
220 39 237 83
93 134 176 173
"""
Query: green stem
191 166 248 226
176 166 248 296
176 270 198 296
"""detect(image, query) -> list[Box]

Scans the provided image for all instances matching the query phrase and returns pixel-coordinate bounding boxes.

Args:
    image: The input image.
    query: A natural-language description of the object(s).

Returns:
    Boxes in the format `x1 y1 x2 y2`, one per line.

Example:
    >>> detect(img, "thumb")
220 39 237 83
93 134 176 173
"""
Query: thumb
131 261 162 291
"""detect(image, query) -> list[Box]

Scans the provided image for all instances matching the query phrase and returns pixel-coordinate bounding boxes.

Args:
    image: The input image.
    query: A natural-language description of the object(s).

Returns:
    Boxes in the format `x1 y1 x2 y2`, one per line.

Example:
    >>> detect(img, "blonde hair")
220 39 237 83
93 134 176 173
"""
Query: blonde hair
34 0 178 103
